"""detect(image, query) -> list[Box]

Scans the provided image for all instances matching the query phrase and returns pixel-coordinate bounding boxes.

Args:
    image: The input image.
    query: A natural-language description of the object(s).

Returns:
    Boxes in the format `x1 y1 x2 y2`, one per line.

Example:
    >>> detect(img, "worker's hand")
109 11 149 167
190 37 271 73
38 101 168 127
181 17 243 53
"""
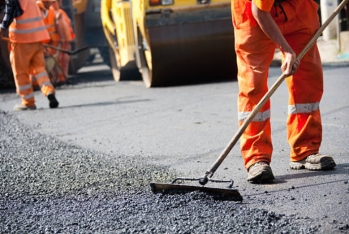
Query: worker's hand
281 52 300 76
250 2 300 77
43 47 51 56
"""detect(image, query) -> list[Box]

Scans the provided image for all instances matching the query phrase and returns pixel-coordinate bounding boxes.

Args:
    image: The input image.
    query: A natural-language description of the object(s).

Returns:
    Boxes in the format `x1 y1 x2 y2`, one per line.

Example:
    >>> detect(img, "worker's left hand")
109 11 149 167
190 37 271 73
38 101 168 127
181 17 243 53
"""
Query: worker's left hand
281 52 300 76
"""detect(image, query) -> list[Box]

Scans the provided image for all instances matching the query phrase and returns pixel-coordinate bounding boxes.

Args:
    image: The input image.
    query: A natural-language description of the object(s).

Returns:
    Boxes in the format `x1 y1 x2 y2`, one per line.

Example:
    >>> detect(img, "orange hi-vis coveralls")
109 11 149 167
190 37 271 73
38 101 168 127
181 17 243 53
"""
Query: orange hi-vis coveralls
9 0 55 107
52 1 75 83
37 1 73 83
38 3 60 44
231 0 323 170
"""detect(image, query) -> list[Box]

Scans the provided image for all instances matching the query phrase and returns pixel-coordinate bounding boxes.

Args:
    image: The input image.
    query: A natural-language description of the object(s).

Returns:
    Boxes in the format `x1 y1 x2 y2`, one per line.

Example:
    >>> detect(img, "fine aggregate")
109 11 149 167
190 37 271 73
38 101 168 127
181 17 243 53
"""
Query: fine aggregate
0 110 327 233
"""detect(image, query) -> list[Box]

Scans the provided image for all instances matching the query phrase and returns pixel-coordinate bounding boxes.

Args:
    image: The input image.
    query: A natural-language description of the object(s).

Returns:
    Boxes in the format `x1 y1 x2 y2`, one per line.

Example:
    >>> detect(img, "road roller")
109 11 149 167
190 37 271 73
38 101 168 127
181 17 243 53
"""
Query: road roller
101 0 237 87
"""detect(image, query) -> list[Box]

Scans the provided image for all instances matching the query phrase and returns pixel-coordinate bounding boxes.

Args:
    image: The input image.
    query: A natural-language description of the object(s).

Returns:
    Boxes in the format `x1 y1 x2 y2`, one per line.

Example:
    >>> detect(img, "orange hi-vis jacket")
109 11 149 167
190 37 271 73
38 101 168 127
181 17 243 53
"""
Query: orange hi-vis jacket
8 0 50 43
37 1 60 42
59 9 75 42
51 1 75 42
8 0 55 107
231 0 323 169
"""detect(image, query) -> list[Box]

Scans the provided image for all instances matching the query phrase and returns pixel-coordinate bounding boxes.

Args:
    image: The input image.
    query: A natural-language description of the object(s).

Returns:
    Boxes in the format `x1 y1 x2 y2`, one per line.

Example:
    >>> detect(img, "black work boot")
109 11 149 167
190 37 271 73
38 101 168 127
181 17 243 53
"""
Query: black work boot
47 93 59 108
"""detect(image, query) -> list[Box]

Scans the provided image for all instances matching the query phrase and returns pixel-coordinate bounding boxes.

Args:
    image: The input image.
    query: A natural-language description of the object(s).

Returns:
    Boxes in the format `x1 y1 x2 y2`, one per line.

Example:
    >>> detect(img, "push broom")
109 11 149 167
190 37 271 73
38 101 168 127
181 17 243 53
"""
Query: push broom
150 0 349 202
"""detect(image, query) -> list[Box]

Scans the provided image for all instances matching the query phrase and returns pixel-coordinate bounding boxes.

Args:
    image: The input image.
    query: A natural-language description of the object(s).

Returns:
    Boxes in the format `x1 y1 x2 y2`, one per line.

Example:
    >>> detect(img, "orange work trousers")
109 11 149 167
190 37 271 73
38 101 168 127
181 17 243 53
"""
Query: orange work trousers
232 0 323 169
10 42 55 107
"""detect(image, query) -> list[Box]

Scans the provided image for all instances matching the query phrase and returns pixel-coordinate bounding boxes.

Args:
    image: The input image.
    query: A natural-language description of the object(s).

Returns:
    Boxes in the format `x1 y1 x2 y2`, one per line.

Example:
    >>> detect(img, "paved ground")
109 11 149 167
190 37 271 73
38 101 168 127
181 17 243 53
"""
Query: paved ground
0 38 349 233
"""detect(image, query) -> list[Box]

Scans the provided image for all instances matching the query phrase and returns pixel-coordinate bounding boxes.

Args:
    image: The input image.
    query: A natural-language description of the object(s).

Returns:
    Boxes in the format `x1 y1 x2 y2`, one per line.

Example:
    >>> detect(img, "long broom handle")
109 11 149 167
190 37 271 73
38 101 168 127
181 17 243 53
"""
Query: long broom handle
0 36 88 55
203 0 349 180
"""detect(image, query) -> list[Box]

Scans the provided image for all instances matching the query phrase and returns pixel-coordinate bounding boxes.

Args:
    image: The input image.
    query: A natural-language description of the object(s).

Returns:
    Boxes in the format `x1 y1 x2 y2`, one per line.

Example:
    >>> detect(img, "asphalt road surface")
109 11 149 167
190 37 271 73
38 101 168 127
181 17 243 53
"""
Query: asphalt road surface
1 59 348 233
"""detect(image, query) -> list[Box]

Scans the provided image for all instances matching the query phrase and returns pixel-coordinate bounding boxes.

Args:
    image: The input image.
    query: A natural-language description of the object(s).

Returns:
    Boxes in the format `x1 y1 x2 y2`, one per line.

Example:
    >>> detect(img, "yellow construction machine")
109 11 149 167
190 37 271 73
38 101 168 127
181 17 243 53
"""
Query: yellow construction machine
101 0 237 87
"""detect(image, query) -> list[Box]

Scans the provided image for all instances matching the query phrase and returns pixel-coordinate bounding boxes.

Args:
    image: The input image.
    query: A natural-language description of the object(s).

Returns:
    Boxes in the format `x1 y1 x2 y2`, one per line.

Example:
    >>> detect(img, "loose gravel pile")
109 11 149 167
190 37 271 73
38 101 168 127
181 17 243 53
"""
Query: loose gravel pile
0 110 321 233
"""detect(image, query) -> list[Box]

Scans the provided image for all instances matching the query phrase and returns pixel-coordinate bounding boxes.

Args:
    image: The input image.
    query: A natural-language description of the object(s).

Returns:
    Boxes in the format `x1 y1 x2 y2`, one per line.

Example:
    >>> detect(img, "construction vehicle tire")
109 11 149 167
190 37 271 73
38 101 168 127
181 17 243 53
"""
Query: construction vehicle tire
136 28 155 88
108 45 121 81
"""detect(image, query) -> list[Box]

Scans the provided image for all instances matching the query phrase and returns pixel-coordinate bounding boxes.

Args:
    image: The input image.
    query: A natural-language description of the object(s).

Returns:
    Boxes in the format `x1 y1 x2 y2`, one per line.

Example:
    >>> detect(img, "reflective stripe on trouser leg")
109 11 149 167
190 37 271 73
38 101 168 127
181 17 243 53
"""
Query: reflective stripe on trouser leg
285 42 323 161
238 111 273 170
234 15 276 170
30 72 40 87
30 43 55 96
35 70 54 94
10 43 35 106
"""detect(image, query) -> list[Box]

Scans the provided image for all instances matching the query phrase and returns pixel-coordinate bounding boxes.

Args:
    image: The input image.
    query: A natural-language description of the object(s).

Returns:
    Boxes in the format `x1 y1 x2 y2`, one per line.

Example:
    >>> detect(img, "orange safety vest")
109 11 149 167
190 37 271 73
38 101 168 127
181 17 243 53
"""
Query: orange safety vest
50 1 75 42
37 2 60 42
8 0 50 43
59 9 75 41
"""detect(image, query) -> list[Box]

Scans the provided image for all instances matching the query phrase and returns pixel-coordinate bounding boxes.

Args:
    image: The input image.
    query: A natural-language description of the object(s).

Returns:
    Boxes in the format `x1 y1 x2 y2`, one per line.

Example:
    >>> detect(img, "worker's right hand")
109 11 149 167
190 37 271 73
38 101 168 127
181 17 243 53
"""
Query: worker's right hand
43 47 50 56
281 52 300 76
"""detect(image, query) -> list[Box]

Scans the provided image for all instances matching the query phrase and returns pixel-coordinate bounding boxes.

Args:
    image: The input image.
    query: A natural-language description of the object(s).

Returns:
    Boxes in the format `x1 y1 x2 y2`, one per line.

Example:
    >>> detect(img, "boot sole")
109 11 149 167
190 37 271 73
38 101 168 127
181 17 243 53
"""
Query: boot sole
13 106 37 111
305 160 336 170
290 158 336 170
247 169 275 183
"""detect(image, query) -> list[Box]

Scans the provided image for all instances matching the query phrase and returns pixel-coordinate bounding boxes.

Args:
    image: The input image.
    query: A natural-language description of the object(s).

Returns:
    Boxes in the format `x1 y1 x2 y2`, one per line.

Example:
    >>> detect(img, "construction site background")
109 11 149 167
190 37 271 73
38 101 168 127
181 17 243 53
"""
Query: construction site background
0 0 348 90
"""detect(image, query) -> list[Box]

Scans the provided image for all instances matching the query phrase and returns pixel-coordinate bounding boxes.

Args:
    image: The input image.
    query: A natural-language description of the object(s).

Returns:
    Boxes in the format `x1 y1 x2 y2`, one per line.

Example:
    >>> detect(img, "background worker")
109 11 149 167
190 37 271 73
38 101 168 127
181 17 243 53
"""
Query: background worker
0 0 59 111
51 0 75 85
36 0 62 86
231 0 336 183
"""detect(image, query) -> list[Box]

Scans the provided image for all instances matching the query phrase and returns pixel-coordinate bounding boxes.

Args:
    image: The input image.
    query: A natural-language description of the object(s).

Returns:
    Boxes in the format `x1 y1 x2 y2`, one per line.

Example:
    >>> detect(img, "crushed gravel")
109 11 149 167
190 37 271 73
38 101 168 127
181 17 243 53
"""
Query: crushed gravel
0 110 323 233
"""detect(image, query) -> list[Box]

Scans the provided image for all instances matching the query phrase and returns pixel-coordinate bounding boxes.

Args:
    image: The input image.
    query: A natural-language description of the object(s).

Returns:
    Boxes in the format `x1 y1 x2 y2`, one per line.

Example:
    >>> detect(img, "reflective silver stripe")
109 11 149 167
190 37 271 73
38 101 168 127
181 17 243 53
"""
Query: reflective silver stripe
18 84 32 91
23 93 34 100
9 25 47 34
13 17 42 24
35 71 48 80
40 81 52 87
288 102 320 114
238 109 270 122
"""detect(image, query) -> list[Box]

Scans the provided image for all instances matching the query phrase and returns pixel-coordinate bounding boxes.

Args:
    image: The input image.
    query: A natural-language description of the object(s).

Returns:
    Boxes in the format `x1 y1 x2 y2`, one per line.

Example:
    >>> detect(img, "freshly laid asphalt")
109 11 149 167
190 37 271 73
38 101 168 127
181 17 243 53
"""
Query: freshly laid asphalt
1 40 349 233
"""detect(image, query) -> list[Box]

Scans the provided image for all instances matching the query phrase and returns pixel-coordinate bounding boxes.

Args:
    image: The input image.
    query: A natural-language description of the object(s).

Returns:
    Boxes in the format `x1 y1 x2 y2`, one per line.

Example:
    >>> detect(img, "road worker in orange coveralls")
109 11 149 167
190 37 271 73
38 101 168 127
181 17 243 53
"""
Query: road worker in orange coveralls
35 0 73 86
231 0 336 183
0 0 59 111
51 0 75 85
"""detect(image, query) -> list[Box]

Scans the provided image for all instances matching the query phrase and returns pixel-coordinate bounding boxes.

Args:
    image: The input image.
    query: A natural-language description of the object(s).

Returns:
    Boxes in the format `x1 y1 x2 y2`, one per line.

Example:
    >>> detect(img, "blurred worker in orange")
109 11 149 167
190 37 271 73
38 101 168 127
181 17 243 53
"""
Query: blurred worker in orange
0 0 59 111
231 0 336 183
51 0 75 85
36 0 61 85
36 0 73 85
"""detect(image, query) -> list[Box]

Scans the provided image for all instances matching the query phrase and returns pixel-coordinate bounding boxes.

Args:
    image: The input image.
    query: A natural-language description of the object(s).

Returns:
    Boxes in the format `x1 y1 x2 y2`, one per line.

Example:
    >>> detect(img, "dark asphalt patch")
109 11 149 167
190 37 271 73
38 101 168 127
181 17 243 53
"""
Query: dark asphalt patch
0 111 324 233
